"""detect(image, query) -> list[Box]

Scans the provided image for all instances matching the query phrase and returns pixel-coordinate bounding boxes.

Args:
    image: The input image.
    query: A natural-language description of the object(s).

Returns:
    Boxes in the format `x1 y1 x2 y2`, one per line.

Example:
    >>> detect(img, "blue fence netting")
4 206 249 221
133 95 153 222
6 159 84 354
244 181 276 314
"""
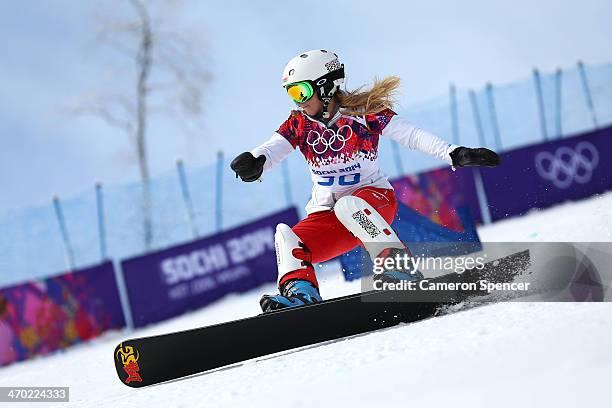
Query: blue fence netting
1 61 612 287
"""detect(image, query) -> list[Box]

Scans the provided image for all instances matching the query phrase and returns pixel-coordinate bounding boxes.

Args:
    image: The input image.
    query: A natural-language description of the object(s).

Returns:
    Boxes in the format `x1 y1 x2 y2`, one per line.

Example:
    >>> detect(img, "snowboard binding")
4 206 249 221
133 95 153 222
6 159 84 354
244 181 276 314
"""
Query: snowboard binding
260 279 322 313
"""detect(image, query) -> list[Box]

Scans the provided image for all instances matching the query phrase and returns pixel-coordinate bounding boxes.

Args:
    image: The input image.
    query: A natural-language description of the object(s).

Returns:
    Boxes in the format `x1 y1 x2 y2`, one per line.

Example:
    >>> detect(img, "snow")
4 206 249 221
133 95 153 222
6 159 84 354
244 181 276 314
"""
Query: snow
1 192 612 407
477 191 612 242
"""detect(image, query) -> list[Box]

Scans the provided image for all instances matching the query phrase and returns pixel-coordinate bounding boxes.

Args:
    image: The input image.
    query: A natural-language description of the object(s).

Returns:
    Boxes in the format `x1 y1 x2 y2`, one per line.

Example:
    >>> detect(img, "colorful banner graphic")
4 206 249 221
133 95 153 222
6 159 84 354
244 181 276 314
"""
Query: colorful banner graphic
391 167 477 231
121 207 300 327
0 261 125 366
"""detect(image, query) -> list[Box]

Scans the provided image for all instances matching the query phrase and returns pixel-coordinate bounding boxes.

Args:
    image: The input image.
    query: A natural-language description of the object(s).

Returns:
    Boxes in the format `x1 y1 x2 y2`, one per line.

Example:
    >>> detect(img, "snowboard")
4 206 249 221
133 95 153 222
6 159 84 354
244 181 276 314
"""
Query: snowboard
114 250 530 387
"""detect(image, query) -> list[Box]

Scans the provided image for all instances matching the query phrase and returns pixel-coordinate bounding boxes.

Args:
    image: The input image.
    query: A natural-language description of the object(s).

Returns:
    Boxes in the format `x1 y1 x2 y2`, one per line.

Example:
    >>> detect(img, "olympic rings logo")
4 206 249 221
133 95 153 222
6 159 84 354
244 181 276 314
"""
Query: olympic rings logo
534 141 599 189
306 125 353 154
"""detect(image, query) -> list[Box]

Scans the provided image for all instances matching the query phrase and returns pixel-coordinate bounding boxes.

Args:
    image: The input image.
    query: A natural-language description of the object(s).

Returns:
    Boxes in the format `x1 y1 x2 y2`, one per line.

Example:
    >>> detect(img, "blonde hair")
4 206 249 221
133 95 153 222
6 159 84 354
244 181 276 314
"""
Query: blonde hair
336 76 401 116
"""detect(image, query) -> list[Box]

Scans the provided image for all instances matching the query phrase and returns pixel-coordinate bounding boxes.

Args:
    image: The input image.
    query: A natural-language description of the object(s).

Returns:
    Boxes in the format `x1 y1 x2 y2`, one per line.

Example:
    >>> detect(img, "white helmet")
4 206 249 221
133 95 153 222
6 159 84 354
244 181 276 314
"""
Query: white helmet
281 49 345 118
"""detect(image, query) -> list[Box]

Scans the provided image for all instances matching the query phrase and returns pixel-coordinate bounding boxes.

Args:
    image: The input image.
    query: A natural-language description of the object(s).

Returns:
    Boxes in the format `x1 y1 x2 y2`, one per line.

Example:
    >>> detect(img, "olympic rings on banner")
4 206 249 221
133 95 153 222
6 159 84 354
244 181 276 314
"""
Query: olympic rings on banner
534 142 599 189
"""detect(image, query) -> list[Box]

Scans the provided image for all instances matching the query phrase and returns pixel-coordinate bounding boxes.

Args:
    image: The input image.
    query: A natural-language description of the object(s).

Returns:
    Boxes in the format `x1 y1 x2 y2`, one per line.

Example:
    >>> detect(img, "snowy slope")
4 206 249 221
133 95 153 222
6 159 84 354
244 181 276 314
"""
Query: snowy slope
1 192 612 407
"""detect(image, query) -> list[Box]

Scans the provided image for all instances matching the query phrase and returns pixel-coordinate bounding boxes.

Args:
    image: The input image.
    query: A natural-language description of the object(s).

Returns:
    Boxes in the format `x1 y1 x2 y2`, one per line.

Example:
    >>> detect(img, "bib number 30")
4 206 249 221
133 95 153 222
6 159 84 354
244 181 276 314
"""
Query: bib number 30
318 174 361 186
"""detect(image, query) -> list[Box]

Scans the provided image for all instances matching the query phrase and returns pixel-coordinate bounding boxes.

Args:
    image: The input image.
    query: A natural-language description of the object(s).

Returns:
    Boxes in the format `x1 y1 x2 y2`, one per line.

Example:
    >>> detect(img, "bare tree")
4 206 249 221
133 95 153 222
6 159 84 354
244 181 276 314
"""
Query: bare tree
72 0 211 250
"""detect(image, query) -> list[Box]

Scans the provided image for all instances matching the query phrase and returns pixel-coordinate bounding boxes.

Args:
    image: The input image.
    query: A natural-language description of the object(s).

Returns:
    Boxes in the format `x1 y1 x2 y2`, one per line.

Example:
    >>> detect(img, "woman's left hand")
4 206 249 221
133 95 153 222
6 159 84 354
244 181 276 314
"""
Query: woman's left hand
450 147 501 167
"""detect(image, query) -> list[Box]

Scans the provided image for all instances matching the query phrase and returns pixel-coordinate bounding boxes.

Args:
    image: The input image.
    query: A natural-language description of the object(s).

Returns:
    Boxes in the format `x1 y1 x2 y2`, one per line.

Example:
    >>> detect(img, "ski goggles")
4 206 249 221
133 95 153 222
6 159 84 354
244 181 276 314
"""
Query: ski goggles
285 81 315 103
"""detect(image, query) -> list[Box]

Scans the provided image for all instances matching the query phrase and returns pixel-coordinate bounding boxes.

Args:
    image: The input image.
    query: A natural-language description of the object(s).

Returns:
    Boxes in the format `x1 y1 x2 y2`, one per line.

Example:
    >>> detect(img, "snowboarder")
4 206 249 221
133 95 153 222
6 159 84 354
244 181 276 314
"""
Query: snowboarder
230 50 500 312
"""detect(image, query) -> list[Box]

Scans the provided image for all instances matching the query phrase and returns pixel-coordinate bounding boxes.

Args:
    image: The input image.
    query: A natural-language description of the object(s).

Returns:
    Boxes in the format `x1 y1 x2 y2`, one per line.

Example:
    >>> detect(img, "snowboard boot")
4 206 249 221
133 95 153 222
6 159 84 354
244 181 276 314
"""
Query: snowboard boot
260 279 322 312
374 247 424 284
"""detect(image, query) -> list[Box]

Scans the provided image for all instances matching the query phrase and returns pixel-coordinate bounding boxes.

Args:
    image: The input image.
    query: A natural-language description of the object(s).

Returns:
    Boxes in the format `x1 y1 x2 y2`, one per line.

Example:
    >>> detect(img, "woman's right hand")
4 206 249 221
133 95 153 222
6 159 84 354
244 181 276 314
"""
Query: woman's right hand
230 152 266 182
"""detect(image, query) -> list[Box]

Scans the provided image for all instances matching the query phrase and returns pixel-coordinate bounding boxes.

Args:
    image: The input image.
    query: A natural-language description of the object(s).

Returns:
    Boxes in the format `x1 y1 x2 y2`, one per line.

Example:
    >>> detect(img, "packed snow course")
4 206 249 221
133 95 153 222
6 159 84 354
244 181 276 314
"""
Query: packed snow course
2 192 612 408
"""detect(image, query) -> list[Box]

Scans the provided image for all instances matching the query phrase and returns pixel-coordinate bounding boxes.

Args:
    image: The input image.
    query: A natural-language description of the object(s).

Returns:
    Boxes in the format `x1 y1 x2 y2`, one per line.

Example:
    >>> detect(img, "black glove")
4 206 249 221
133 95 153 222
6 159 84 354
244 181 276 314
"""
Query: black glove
230 152 266 182
450 147 501 168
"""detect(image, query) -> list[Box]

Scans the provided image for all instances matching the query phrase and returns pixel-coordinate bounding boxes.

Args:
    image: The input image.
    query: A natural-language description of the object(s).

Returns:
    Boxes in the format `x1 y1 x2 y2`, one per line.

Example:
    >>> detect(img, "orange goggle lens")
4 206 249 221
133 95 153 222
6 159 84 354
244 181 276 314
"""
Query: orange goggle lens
286 82 314 103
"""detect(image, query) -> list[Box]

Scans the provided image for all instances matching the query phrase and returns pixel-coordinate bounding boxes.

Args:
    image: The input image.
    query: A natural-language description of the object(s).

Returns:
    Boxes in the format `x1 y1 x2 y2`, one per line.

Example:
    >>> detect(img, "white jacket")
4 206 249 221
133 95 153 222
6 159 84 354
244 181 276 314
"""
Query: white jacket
252 108 457 214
